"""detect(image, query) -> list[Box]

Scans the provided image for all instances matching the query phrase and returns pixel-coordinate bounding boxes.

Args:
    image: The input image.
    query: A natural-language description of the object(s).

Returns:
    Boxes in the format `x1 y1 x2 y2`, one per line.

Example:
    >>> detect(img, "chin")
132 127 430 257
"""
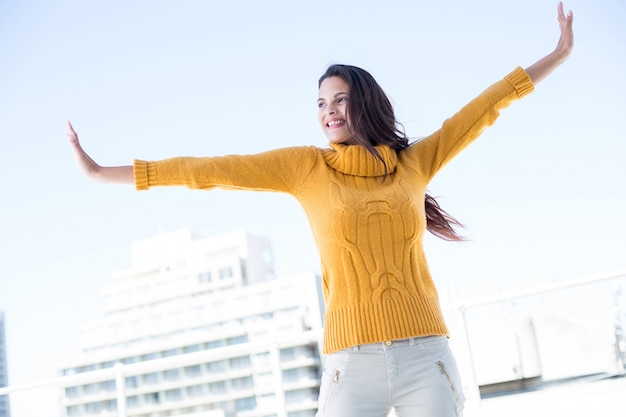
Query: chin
328 136 353 145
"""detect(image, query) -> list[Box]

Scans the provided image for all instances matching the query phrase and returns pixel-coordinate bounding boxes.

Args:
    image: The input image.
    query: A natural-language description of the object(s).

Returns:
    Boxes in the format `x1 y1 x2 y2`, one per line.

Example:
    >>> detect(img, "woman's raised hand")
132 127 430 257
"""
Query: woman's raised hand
67 121 134 184
554 1 574 61
524 2 574 85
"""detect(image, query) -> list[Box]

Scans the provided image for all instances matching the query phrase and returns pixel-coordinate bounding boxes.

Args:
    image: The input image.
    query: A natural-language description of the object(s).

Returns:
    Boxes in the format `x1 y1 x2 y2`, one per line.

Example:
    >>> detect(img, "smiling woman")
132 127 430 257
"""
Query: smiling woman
66 3 574 416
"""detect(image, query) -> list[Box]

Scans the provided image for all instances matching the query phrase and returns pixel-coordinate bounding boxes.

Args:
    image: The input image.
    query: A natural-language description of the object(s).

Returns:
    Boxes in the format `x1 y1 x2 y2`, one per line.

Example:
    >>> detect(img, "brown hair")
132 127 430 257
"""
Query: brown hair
319 64 464 241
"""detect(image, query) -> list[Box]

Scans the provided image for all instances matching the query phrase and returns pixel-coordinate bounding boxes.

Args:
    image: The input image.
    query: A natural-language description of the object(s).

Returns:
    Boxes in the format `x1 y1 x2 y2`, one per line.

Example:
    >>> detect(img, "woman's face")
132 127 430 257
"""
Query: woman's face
317 76 355 145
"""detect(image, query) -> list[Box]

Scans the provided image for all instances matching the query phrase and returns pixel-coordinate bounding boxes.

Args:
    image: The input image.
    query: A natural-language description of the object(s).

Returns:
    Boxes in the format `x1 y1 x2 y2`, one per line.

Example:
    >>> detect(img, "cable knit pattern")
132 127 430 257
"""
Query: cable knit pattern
133 67 534 353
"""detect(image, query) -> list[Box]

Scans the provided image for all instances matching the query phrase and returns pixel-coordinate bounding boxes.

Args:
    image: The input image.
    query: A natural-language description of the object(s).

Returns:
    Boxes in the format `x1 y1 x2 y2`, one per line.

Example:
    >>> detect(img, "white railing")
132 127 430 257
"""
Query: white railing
453 269 626 402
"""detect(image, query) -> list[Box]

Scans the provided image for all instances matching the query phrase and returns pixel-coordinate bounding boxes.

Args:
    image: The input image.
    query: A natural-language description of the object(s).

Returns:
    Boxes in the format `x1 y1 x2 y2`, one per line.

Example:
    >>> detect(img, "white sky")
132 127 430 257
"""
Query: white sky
1 0 625 415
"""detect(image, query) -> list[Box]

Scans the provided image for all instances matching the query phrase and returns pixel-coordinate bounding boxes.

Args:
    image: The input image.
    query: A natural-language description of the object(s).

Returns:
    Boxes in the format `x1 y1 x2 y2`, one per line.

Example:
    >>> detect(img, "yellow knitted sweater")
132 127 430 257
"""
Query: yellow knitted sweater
134 67 534 354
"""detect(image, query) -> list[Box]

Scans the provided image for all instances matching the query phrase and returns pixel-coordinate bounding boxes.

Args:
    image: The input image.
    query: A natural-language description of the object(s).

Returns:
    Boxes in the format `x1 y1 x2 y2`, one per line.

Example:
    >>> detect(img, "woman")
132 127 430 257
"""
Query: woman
68 3 573 416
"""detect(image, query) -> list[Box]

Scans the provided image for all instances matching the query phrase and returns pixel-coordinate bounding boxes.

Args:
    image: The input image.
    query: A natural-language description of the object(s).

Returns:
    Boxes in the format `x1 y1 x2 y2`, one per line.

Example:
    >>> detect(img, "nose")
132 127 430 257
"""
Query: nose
326 102 337 115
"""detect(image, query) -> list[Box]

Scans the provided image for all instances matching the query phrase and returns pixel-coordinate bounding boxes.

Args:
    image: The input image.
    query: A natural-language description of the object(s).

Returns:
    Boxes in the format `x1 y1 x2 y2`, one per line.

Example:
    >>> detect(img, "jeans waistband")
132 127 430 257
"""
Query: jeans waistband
350 335 446 351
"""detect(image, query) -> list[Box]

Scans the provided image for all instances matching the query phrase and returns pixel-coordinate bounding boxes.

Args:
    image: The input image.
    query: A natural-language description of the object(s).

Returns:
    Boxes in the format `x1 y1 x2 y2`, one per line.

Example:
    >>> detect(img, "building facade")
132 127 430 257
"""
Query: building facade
60 229 324 417
0 312 9 417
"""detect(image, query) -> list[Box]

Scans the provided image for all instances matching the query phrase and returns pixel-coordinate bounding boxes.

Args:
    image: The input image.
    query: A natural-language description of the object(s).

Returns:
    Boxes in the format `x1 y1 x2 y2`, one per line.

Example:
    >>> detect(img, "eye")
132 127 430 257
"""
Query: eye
337 97 347 103
317 101 326 109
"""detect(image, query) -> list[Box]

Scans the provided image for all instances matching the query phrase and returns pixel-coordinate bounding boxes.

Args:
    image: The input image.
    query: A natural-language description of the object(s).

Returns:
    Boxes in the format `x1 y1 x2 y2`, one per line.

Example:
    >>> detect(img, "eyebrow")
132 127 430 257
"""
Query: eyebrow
317 91 349 102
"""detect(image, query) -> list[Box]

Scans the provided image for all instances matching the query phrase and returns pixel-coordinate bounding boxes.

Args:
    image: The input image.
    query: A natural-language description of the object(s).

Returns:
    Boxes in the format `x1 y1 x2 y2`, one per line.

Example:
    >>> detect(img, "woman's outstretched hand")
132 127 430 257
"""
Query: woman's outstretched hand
525 1 574 85
554 1 574 61
66 121 134 183
67 120 100 179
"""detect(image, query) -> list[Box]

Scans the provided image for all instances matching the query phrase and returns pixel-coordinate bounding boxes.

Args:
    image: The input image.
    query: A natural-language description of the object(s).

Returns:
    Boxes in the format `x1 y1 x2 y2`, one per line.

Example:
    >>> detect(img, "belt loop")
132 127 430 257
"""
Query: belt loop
352 345 360 352
408 337 416 346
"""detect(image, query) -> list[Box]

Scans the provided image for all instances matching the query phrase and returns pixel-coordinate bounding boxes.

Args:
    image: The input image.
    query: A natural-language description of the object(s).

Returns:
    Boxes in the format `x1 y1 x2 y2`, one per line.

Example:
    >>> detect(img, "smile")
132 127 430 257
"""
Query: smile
327 120 345 128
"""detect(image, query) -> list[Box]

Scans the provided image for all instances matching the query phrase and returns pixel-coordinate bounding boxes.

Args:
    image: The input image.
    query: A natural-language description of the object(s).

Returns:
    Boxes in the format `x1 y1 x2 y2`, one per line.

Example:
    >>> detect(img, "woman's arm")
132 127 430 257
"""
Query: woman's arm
67 120 318 193
525 2 574 85
66 121 134 184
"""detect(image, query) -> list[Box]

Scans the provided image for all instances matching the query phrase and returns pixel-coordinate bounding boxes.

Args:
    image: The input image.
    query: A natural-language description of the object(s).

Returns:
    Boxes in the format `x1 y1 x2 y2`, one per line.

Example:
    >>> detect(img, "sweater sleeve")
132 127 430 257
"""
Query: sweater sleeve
403 67 534 179
133 146 318 194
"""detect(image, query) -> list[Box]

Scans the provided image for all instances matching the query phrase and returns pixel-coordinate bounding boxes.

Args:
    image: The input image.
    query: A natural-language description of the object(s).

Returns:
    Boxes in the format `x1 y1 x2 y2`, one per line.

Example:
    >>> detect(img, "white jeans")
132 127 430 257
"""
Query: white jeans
316 336 465 417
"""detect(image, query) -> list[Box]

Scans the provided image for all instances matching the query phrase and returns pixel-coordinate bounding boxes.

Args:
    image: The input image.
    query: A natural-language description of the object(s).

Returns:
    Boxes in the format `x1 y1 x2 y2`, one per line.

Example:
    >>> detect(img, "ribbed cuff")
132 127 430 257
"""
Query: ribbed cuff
505 66 535 99
133 159 149 191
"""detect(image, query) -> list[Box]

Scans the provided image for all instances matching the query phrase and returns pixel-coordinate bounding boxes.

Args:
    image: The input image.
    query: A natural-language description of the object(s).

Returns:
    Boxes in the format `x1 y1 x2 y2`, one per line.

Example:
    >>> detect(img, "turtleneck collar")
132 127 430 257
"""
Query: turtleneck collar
322 143 398 177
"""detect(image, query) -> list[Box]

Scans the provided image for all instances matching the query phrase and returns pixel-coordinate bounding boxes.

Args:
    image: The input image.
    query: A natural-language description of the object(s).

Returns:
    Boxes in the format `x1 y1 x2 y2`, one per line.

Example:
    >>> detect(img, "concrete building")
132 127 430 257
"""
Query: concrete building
60 229 324 417
0 312 9 417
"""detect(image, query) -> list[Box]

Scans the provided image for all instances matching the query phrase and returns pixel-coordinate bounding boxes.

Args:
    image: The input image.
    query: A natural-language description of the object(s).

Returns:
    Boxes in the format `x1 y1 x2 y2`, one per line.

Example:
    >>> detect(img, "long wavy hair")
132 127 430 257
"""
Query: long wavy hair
319 64 464 241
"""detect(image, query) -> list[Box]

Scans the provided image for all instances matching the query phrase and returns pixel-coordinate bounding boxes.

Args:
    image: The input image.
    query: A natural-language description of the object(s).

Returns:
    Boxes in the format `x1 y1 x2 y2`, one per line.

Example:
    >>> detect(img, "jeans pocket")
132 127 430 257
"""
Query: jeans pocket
420 338 465 416
321 368 341 412
316 353 348 415
435 354 465 416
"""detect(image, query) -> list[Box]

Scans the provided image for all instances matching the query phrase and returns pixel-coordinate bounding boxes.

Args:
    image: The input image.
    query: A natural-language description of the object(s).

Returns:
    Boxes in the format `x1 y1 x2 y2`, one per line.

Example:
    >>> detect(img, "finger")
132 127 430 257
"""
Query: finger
557 2 566 24
559 2 574 22
66 120 79 143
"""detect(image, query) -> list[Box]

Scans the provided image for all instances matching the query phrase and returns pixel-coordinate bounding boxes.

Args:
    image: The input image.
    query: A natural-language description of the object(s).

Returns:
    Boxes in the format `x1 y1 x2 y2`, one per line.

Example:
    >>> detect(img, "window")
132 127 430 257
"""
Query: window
207 360 228 373
185 365 202 377
85 402 101 413
236 396 256 412
288 411 316 417
122 356 139 365
125 376 139 388
282 368 300 383
209 380 227 394
183 344 201 353
141 352 159 361
215 400 235 413
145 392 160 404
99 380 115 392
240 261 248 283
162 348 179 357
103 399 117 412
65 386 80 398
143 372 159 385
219 266 233 280
229 356 251 369
66 405 81 416
231 376 254 390
198 271 212 283
83 382 100 394
285 388 316 403
81 364 97 373
280 347 297 361
208 340 224 349
227 335 248 345
165 388 182 401
164 369 180 381
187 384 205 398
126 395 140 408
